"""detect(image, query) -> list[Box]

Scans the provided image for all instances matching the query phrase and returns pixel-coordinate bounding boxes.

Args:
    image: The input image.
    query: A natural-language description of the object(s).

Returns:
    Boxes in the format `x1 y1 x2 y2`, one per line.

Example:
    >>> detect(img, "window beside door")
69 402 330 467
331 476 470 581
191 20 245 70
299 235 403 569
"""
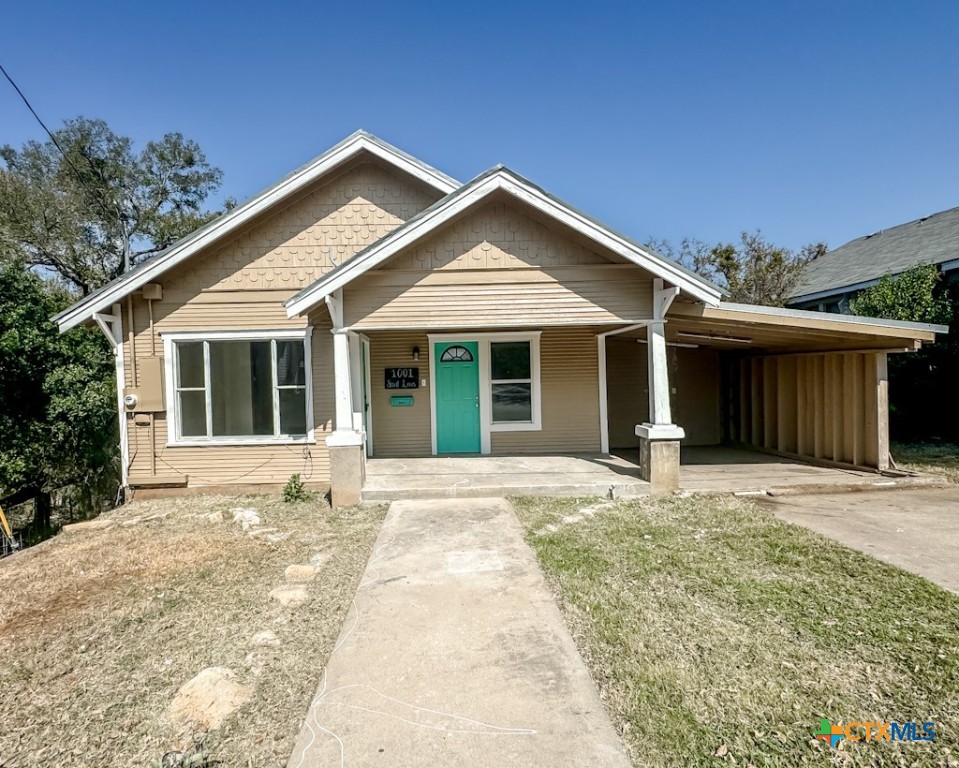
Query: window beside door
490 341 533 423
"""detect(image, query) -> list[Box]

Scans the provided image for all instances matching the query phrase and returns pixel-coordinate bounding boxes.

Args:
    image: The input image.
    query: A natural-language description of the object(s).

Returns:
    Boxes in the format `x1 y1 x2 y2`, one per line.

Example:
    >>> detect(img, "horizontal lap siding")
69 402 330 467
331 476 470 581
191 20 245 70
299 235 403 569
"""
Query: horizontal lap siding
367 331 432 457
345 267 652 328
121 161 437 488
492 327 601 453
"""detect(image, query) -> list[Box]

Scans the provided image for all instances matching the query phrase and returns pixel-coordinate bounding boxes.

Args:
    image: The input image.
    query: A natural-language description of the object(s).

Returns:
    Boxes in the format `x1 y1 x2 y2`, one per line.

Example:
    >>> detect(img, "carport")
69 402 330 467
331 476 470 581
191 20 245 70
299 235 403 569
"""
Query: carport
602 300 947 484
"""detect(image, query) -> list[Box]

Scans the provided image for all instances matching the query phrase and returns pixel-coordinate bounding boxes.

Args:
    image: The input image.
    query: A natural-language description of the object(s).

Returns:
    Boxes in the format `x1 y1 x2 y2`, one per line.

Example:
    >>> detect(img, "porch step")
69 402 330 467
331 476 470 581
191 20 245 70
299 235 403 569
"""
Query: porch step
362 473 650 502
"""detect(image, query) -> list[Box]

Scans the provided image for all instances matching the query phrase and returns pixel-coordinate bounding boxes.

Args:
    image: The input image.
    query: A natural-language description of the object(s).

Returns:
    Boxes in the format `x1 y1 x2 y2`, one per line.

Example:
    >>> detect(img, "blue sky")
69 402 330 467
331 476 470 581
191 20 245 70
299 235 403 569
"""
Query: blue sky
2 0 958 252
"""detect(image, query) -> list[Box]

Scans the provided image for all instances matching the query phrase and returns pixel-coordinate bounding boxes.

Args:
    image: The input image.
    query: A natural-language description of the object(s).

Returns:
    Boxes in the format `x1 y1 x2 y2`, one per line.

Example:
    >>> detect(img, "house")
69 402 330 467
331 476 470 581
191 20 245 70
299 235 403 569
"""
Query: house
55 132 946 505
788 205 959 312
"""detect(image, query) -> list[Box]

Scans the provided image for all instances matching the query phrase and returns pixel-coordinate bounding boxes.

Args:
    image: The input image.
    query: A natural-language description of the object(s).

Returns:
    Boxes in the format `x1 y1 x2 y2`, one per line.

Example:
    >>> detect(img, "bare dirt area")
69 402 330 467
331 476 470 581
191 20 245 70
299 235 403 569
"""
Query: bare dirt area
0 493 386 767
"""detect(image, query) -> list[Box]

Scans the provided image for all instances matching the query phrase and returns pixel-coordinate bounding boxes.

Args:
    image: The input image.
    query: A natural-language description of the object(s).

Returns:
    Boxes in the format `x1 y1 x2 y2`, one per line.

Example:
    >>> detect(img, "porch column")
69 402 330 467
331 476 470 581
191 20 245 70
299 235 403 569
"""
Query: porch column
635 279 684 494
325 291 364 508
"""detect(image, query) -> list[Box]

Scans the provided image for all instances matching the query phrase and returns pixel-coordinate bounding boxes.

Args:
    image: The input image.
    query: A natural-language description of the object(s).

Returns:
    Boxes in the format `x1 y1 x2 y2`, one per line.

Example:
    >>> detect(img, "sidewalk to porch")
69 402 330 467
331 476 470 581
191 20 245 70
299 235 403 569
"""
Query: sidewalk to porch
362 447 944 501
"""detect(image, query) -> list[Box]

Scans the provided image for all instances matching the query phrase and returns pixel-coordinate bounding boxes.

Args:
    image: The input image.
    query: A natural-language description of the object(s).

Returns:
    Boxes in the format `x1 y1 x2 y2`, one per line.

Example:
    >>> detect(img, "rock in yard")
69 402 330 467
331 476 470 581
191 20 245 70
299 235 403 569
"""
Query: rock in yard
284 564 317 583
231 508 260 530
310 552 329 568
168 667 252 731
205 511 224 524
250 629 280 647
269 584 309 608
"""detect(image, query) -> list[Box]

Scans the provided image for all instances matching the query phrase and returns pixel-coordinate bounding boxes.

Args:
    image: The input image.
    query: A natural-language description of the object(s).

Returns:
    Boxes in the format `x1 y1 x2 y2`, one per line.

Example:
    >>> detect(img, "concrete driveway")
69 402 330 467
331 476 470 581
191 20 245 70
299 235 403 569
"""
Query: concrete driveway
287 497 630 767
763 487 959 593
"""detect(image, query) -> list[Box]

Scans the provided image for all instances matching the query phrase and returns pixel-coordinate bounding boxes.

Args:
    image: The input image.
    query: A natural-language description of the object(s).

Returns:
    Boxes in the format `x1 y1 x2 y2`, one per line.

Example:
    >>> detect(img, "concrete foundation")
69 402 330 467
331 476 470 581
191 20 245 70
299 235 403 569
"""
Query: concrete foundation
639 438 681 494
328 443 365 508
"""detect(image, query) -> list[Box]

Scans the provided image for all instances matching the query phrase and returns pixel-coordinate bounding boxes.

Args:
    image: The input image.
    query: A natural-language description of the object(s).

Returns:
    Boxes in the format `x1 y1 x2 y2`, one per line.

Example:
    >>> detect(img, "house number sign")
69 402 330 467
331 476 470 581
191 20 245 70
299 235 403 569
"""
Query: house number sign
385 367 419 389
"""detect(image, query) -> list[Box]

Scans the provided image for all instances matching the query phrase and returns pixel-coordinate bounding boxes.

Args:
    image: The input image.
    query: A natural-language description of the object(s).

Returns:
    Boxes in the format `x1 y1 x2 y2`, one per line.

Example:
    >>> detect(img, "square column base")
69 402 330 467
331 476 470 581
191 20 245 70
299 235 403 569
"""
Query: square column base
636 423 684 494
327 432 365 508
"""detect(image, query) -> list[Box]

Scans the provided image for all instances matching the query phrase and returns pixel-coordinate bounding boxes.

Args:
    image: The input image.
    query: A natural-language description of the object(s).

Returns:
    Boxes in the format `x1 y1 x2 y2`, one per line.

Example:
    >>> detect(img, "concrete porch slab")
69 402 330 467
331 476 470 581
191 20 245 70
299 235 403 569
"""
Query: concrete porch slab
363 455 650 501
677 446 946 495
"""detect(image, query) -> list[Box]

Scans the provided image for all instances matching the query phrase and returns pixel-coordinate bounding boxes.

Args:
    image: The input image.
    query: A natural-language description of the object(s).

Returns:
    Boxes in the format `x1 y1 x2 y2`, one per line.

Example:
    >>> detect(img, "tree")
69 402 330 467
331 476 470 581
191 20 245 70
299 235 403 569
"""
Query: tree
849 263 952 325
0 117 223 294
850 263 957 442
652 232 824 307
0 259 117 526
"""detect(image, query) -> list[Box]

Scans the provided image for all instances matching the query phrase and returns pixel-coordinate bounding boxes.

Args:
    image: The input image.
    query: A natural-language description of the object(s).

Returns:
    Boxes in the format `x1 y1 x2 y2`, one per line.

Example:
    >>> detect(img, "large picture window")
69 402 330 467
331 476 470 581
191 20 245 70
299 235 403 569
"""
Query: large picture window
168 333 310 443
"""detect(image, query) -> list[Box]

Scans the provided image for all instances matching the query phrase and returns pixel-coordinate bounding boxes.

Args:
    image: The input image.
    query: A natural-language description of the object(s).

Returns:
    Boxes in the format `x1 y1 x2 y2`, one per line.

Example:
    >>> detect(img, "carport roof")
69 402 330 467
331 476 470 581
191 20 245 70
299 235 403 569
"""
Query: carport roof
662 301 946 354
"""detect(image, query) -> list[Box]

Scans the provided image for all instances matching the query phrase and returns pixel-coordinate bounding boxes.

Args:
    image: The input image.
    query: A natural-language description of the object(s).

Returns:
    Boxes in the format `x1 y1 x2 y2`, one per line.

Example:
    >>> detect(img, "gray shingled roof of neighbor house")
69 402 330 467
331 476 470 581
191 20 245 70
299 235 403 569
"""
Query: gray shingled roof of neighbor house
790 205 959 301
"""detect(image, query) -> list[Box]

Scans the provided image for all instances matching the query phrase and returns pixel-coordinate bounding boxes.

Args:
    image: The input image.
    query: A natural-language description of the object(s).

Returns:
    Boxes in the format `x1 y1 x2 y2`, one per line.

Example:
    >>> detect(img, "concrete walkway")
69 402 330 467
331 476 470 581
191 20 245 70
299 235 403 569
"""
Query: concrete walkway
763 487 959 593
287 498 631 768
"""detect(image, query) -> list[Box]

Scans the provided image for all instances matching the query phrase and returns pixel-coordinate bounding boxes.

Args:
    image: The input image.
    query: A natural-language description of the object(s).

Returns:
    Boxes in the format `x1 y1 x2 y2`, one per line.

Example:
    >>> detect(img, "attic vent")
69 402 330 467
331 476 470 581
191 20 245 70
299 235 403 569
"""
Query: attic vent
918 216 931 224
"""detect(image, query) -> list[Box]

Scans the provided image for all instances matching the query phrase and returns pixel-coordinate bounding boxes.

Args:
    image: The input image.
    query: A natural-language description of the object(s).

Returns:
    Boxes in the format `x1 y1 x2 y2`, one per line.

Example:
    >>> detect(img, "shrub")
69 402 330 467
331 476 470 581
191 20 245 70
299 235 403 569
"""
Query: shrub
281 473 313 503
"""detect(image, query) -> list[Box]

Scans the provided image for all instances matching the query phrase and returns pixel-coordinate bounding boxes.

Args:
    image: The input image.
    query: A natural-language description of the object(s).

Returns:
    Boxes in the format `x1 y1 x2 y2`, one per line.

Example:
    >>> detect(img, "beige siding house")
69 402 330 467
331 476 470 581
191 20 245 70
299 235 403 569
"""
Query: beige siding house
56 132 946 504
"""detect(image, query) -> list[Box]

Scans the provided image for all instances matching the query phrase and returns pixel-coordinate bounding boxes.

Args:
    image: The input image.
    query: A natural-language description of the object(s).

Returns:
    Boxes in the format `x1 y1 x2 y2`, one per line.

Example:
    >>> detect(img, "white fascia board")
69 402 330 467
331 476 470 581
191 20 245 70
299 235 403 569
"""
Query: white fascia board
286 171 723 317
498 177 722 306
717 301 950 335
55 133 459 333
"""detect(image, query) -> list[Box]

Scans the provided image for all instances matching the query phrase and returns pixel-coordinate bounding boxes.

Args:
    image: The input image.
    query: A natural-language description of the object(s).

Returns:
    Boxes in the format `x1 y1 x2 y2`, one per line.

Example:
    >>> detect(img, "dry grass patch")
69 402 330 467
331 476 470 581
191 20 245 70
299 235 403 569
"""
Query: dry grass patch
0 493 386 767
893 442 959 484
514 495 959 768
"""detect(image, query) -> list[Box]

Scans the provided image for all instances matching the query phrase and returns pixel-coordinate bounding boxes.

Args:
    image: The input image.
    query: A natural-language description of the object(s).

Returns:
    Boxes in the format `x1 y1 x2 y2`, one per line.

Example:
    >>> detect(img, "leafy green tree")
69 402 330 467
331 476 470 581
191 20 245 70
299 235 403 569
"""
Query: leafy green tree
651 233 823 307
0 117 223 294
850 263 953 324
0 260 117 525
850 263 957 442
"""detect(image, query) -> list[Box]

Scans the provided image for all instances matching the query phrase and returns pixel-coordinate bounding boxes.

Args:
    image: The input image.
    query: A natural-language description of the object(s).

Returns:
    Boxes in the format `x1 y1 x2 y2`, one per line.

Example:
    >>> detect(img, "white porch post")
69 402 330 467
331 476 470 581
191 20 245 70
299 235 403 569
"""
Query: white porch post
332 329 354 431
636 279 684 493
324 290 364 507
348 332 364 432
93 303 129 494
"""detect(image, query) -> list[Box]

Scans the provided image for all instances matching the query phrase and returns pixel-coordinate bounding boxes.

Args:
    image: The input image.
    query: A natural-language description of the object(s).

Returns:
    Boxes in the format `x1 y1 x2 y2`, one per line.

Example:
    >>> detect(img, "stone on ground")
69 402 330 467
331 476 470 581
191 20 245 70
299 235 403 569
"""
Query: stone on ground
250 629 280 647
284 564 317 583
230 508 260 530
168 667 252 731
269 584 309 607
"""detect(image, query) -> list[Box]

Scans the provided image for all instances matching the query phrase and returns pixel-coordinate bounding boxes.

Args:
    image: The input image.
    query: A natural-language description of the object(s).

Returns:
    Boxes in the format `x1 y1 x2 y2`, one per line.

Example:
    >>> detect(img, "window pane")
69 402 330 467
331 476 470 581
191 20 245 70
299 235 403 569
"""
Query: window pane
279 388 307 435
276 340 306 386
177 342 205 388
490 341 530 380
210 341 274 436
491 383 532 422
179 390 207 436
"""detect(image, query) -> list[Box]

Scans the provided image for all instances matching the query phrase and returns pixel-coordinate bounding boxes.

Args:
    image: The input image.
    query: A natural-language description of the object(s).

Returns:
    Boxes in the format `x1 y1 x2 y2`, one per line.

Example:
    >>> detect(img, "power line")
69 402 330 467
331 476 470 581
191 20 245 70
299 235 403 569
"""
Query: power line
0 61 87 183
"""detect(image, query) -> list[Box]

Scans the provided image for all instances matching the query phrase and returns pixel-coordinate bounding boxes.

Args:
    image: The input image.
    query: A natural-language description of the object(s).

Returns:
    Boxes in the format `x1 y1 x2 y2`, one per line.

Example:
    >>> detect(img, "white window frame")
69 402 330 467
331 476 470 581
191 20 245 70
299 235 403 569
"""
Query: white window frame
428 331 542 455
162 329 315 446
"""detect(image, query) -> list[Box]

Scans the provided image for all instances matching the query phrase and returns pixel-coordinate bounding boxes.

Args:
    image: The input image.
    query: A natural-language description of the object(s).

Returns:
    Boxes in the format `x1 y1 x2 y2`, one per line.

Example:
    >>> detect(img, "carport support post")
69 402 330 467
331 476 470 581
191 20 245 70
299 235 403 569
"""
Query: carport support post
636 279 684 494
326 292 365 508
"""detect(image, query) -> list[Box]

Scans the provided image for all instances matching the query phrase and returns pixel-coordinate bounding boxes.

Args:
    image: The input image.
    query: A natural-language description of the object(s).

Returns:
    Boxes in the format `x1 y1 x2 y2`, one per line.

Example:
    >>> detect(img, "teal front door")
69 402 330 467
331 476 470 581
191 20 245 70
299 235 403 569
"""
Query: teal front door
434 341 481 453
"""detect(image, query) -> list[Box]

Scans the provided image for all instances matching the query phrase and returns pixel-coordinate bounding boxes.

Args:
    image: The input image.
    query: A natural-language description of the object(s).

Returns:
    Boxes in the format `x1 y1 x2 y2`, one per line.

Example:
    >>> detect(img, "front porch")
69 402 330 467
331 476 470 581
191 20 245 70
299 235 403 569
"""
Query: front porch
361 447 925 501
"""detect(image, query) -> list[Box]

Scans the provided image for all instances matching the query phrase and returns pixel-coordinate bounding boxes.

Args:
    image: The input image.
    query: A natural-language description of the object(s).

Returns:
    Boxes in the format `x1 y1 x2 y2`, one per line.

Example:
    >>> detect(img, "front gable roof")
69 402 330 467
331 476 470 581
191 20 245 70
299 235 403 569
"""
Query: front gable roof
285 166 724 318
54 131 460 332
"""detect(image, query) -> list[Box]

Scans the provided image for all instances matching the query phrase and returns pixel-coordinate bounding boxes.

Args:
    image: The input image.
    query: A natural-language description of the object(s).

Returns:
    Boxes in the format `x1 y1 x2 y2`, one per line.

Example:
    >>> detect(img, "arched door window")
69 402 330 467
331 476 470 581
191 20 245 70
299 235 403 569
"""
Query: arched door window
440 345 474 363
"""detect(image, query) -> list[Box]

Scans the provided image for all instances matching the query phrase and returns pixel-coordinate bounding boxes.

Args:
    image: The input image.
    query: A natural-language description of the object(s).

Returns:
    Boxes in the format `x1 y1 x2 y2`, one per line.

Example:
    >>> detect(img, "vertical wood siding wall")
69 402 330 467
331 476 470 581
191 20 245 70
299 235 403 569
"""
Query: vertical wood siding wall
726 351 889 470
123 162 440 488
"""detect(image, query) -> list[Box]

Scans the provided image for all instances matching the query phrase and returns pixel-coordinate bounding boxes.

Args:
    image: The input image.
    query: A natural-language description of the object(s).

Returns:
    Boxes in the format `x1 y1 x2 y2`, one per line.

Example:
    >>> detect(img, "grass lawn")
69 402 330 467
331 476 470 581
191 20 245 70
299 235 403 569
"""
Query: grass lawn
514 495 959 768
0 493 385 767
893 442 959 484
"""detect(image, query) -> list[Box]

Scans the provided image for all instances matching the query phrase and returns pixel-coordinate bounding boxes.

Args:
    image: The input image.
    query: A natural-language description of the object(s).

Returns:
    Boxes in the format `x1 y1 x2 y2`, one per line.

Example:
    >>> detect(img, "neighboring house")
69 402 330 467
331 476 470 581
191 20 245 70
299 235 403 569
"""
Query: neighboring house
788 205 959 312
55 132 945 505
